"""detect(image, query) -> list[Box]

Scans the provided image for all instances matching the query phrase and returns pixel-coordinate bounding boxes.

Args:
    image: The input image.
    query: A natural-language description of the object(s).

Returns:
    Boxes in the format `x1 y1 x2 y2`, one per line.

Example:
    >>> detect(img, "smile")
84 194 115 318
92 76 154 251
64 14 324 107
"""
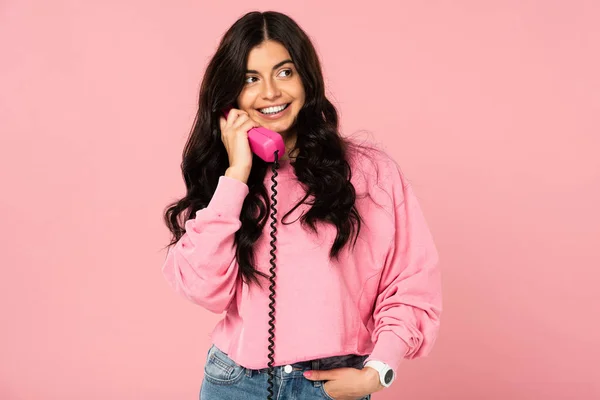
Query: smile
258 103 290 115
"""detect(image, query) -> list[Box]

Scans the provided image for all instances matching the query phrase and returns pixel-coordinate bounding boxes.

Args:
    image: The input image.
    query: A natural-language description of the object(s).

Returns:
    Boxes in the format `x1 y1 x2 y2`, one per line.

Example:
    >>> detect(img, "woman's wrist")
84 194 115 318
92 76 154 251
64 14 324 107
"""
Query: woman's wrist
225 167 250 184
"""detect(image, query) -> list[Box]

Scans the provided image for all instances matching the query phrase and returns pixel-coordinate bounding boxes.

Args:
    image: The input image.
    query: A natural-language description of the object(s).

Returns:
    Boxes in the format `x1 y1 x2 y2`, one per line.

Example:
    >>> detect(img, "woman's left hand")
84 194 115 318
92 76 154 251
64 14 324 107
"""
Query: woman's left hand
303 366 384 400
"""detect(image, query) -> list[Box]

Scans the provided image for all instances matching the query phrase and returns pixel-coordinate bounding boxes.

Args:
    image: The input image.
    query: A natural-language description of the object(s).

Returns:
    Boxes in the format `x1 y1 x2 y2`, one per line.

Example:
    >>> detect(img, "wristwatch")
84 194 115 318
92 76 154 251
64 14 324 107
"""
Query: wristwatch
364 360 395 388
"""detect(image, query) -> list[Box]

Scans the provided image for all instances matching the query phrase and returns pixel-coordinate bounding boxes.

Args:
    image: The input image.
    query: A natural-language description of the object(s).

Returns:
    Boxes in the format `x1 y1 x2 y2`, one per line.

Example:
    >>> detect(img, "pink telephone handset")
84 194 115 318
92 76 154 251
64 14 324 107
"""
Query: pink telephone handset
222 108 286 163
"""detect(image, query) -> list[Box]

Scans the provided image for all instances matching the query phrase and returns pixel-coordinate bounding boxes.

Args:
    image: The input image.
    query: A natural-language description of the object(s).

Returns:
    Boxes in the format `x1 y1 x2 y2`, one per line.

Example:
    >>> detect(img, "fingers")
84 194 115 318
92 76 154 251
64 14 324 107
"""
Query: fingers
240 118 260 133
219 108 244 132
226 108 245 126
303 369 337 381
219 115 227 132
221 109 260 133
232 112 250 129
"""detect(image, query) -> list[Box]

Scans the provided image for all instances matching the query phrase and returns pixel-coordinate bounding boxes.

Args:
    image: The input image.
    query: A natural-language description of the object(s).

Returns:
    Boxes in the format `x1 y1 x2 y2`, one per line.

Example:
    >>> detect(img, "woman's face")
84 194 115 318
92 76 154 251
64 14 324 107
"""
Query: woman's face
236 40 306 141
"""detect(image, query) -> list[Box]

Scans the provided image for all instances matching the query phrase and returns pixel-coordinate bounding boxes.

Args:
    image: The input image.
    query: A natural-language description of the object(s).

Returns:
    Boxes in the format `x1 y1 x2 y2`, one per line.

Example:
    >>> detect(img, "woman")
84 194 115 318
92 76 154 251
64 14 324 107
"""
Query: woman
162 10 442 400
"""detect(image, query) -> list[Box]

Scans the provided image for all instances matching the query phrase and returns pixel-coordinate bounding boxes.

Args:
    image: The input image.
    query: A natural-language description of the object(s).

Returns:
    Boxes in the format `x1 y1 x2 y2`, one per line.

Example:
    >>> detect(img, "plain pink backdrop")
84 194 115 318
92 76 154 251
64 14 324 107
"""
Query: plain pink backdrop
1 1 598 399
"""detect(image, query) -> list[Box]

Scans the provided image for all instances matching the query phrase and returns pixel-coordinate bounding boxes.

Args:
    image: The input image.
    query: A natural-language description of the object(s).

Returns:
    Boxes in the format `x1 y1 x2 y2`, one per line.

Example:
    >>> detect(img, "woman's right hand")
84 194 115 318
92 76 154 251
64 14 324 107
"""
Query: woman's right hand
219 108 261 172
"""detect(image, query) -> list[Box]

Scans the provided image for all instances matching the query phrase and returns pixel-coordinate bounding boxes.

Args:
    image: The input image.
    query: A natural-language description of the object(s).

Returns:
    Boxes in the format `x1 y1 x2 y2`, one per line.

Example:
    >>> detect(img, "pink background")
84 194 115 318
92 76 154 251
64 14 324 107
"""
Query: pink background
1 1 598 399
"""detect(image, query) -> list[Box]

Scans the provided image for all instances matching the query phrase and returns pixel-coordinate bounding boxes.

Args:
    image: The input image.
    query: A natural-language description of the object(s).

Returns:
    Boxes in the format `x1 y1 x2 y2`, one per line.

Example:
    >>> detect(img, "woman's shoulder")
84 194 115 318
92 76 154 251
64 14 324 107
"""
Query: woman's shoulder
345 136 409 197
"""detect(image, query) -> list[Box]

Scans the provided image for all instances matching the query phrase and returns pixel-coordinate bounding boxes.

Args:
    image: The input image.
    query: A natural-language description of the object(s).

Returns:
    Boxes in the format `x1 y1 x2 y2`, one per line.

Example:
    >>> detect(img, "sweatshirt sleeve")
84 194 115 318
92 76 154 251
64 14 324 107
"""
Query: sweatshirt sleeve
161 175 249 314
365 164 442 374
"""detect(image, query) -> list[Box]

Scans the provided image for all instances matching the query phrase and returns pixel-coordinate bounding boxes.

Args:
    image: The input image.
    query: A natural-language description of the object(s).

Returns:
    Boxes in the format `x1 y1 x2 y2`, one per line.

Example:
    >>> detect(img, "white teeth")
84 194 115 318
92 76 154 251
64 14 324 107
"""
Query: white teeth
259 104 288 114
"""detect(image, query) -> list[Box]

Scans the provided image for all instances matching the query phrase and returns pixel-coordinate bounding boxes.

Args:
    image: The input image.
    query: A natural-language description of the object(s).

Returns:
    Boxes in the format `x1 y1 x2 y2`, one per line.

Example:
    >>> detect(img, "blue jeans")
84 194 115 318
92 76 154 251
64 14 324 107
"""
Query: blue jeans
200 344 372 400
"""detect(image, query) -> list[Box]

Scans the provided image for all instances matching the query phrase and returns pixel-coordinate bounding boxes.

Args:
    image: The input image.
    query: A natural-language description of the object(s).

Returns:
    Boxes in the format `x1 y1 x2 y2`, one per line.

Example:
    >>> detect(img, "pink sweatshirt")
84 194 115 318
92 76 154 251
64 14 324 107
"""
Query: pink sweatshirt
161 146 442 375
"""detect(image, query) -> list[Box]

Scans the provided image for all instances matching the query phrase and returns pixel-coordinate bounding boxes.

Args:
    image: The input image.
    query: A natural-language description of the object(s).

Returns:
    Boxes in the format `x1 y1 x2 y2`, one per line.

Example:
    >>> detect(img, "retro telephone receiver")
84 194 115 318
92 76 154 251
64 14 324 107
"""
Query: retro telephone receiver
222 107 285 400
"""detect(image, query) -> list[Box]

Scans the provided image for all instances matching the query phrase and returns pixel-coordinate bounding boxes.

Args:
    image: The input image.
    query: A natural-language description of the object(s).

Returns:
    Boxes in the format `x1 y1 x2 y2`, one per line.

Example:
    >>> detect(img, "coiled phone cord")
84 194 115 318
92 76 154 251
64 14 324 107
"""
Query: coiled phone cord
266 149 280 400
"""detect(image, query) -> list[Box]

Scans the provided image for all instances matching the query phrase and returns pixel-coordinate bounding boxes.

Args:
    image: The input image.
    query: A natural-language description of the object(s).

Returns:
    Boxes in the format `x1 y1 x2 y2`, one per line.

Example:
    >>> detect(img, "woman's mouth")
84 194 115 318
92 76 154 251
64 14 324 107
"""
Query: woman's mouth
257 103 291 119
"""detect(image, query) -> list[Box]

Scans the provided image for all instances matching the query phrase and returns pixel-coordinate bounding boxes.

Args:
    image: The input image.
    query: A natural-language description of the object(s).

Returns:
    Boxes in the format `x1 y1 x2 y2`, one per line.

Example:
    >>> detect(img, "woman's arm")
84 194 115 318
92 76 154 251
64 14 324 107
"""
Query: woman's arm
161 175 249 314
366 162 442 374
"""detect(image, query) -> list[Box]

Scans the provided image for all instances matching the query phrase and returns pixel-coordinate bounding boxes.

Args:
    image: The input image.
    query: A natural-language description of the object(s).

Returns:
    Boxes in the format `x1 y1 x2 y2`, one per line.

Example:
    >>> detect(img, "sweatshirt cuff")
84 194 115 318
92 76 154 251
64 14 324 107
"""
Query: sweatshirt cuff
206 175 249 218
365 331 410 373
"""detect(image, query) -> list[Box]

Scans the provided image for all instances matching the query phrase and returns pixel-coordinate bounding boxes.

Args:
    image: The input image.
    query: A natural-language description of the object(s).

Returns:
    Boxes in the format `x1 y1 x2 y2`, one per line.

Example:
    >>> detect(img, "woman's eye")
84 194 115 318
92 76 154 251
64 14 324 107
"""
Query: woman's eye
245 69 291 84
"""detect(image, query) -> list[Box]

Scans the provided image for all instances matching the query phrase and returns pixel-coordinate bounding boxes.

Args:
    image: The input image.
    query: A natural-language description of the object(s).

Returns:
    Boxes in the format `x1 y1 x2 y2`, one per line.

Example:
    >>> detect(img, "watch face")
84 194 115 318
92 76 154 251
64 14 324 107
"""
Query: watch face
384 369 394 384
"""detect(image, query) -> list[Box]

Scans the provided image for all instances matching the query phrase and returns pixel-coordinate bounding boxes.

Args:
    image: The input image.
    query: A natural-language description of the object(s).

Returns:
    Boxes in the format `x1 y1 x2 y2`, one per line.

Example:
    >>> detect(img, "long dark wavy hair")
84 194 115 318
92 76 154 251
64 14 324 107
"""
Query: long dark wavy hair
163 11 378 289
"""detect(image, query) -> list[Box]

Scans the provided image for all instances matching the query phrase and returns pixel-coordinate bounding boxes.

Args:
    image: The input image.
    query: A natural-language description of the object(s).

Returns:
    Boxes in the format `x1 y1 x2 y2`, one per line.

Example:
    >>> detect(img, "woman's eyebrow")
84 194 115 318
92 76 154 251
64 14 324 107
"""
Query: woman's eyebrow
246 59 294 74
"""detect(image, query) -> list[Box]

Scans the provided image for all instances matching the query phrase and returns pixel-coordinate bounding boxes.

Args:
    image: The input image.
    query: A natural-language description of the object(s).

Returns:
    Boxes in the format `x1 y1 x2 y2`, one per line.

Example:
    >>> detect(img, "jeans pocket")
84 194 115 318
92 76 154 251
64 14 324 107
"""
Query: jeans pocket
203 344 246 385
319 383 370 400
319 383 336 400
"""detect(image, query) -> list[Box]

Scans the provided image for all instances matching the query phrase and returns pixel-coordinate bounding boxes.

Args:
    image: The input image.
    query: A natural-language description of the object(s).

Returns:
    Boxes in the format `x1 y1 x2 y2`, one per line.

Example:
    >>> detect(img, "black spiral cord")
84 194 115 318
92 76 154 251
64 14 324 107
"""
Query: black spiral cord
266 150 280 400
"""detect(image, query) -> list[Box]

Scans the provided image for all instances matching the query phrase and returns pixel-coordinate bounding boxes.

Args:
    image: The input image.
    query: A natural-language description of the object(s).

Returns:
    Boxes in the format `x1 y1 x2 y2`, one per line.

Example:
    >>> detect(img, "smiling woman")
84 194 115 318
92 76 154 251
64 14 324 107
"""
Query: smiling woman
162 9 441 400
237 45 305 149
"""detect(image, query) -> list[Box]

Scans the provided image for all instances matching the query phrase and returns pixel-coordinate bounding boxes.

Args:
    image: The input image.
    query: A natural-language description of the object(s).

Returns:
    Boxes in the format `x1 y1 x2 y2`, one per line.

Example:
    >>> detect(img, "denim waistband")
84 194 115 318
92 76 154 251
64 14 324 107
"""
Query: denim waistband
248 352 369 378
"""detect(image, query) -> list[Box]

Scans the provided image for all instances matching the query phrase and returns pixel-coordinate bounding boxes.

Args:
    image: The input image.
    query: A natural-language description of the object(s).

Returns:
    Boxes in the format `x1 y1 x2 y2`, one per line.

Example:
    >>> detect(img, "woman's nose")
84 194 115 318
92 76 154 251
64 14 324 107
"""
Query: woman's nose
261 79 282 99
